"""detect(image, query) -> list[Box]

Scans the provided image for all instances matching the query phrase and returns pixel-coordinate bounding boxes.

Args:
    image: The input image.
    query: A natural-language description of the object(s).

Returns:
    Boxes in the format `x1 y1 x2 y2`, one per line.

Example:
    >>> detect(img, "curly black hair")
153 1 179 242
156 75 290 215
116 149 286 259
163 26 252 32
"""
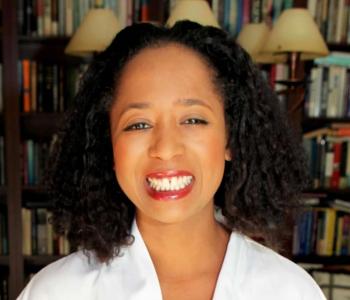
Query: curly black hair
46 21 309 261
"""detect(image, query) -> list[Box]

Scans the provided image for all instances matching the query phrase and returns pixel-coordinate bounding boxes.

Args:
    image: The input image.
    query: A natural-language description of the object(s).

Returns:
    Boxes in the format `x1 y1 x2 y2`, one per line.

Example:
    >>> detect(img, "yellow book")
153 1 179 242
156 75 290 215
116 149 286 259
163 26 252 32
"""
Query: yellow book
335 216 344 256
22 208 32 256
325 208 336 256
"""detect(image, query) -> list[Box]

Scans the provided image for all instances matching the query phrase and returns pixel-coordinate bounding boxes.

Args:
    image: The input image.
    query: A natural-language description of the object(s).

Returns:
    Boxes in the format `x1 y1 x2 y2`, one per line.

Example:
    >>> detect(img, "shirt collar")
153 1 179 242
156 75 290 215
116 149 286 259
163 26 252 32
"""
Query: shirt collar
121 218 243 299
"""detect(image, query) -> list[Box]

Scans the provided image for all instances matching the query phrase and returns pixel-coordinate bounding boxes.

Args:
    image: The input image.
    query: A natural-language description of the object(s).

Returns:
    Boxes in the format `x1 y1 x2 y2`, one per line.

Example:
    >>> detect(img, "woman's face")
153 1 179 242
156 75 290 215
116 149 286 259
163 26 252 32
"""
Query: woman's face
110 44 231 226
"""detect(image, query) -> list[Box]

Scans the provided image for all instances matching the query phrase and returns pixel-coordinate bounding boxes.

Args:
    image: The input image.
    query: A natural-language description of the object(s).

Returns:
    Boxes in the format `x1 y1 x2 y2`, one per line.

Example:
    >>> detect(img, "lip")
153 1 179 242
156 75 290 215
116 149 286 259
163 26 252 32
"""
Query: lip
144 170 195 201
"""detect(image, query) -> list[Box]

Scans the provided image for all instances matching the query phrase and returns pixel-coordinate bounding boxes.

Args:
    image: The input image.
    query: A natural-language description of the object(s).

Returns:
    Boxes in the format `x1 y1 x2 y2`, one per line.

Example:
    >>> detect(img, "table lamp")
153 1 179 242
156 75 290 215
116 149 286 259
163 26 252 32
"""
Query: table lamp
237 23 287 64
262 8 329 84
166 0 219 27
65 8 120 57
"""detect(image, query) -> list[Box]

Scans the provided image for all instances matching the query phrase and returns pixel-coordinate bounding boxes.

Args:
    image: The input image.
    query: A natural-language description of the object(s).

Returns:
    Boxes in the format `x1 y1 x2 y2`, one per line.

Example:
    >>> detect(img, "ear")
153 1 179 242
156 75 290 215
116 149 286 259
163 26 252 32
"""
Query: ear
225 148 232 161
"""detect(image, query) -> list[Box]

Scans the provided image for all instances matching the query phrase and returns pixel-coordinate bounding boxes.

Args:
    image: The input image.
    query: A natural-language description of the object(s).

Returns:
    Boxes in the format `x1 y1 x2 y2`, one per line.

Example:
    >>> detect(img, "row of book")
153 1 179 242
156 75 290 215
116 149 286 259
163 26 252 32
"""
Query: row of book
211 0 293 36
0 137 5 186
305 52 350 118
17 0 164 37
22 208 70 256
292 201 350 256
311 269 350 299
22 140 51 186
0 210 8 256
303 126 350 189
308 0 350 45
18 0 295 38
19 59 83 113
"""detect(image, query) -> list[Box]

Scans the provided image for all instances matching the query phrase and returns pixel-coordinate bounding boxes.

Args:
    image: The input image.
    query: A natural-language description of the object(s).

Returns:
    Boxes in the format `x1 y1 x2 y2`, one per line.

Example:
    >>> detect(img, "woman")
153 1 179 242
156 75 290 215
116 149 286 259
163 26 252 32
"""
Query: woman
18 21 325 300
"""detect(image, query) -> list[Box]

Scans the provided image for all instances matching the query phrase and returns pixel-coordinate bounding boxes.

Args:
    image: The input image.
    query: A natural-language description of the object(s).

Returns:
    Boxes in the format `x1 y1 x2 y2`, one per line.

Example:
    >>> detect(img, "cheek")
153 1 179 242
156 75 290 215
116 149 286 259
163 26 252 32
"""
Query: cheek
112 136 144 186
191 130 227 178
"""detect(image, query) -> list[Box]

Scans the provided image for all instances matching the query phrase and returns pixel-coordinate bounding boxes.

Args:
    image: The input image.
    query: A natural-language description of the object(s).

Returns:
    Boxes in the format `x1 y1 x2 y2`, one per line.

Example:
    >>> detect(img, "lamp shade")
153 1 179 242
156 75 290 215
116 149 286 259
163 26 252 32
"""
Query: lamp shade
65 8 120 56
166 0 220 28
262 8 329 60
237 23 287 64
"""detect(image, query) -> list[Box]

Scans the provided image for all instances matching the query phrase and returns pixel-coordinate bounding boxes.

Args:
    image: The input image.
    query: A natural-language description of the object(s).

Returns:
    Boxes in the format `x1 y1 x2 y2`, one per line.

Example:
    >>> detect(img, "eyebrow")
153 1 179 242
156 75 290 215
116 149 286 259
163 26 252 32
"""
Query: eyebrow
120 98 213 115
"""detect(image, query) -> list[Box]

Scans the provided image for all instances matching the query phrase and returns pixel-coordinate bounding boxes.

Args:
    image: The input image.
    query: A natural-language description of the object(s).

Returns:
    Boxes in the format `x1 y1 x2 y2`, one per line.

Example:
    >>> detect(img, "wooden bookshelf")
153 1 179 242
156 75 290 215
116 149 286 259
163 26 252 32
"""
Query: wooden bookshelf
294 255 350 265
21 113 64 140
22 186 51 208
303 117 350 132
0 256 9 267
24 255 64 267
4 0 350 298
328 43 350 52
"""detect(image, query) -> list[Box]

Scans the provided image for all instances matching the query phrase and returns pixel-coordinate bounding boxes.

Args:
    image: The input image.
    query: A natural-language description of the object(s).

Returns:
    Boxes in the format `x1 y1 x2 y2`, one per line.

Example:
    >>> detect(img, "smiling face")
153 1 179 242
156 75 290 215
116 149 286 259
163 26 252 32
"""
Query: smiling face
110 43 230 226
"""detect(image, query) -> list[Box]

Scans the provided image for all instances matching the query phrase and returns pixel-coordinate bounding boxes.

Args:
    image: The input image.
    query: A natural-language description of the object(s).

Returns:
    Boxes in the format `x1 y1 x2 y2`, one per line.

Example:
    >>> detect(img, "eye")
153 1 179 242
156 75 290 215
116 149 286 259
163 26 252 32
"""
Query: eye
182 118 208 125
124 122 152 131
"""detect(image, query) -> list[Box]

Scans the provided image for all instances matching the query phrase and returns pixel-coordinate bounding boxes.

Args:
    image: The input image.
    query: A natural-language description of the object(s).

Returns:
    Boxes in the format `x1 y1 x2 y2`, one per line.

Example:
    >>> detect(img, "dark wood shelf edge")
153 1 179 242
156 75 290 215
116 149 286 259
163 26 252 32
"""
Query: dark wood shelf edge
24 255 64 267
303 117 350 131
303 189 350 198
21 112 64 140
327 43 350 52
22 186 51 208
0 255 9 266
294 255 350 265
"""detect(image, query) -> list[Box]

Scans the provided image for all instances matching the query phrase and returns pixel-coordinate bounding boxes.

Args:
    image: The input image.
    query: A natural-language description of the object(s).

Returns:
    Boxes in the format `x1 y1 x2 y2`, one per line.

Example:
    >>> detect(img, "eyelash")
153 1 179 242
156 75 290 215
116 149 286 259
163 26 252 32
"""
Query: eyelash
124 122 151 131
124 118 208 131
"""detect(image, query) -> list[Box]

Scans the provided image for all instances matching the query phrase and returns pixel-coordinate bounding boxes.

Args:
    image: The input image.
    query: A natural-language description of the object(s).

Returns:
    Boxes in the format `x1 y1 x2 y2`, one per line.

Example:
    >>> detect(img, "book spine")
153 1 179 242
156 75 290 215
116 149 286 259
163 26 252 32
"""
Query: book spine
22 59 31 113
331 142 342 188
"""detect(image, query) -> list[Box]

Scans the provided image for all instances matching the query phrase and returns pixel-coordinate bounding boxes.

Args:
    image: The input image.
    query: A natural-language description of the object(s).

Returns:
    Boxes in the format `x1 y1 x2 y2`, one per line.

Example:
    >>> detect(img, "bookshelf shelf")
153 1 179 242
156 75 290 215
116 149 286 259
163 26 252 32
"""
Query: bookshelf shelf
302 117 350 132
0 187 6 205
327 43 350 52
22 186 51 208
294 255 350 265
0 256 9 267
21 112 63 140
0 114 3 134
24 255 64 267
303 189 350 199
18 36 87 64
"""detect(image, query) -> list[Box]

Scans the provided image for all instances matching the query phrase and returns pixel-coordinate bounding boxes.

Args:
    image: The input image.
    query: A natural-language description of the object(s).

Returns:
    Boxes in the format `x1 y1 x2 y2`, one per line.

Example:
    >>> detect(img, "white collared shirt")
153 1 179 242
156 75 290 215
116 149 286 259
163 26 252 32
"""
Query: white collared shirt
18 219 326 300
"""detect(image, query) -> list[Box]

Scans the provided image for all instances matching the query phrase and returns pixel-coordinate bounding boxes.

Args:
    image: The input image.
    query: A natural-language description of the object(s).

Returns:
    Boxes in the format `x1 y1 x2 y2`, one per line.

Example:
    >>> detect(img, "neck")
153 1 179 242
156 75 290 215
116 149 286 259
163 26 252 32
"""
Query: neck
136 205 230 281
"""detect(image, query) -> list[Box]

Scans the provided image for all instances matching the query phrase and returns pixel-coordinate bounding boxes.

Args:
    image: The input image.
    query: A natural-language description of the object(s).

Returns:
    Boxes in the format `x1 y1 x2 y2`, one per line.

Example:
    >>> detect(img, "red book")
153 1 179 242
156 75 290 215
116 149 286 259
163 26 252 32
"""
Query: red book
331 142 342 188
140 0 149 22
22 59 31 112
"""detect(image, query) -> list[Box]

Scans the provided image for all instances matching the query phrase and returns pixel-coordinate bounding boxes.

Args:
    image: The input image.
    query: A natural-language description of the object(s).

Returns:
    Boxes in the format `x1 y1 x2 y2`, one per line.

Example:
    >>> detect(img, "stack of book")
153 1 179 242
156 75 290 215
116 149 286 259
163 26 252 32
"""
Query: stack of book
305 52 350 118
307 0 350 45
311 270 350 299
22 207 70 256
21 139 51 186
303 125 350 189
293 200 350 256
19 59 83 113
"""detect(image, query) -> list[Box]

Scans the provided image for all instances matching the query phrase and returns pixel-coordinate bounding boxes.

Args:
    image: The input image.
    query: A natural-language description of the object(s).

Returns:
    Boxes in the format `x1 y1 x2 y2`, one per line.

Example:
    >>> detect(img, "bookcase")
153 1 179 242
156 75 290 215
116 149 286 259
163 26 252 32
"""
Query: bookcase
291 2 350 297
1 1 169 299
1 0 348 299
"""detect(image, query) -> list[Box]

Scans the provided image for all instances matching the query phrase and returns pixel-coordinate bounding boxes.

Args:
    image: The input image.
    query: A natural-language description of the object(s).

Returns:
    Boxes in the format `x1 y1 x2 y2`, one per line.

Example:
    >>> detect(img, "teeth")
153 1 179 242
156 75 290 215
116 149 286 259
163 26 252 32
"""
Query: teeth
147 176 193 192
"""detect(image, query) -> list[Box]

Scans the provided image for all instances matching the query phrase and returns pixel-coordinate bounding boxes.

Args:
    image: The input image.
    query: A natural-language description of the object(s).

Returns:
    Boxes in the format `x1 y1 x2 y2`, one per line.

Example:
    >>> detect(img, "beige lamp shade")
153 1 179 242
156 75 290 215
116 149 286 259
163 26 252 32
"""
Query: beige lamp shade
65 9 120 56
166 0 220 28
262 8 329 60
237 23 287 64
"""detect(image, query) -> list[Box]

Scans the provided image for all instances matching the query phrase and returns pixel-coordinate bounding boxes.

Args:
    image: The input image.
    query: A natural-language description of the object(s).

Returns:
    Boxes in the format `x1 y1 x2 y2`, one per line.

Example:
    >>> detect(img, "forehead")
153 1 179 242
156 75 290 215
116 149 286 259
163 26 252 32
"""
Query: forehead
114 43 219 99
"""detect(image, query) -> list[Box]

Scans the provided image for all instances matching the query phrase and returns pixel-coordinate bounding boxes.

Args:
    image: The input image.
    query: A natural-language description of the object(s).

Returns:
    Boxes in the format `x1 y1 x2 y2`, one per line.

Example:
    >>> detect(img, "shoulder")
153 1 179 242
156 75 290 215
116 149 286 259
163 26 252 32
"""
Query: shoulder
17 250 106 300
233 233 326 300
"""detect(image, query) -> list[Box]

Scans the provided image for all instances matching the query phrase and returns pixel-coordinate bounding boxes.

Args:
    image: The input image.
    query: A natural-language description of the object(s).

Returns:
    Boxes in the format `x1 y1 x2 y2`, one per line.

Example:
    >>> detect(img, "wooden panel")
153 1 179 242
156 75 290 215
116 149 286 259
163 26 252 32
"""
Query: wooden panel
2 0 24 298
21 113 64 140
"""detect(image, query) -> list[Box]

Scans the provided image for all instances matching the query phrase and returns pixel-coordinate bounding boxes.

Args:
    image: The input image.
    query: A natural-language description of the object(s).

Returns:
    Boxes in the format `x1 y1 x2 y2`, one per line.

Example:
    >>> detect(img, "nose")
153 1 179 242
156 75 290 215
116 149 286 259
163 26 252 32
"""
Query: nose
148 124 185 160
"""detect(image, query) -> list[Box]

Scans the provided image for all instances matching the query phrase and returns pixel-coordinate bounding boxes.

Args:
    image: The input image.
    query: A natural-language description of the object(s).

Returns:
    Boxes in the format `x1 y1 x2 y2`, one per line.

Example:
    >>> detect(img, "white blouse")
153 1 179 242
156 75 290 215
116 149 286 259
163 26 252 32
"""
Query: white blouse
17 219 326 300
